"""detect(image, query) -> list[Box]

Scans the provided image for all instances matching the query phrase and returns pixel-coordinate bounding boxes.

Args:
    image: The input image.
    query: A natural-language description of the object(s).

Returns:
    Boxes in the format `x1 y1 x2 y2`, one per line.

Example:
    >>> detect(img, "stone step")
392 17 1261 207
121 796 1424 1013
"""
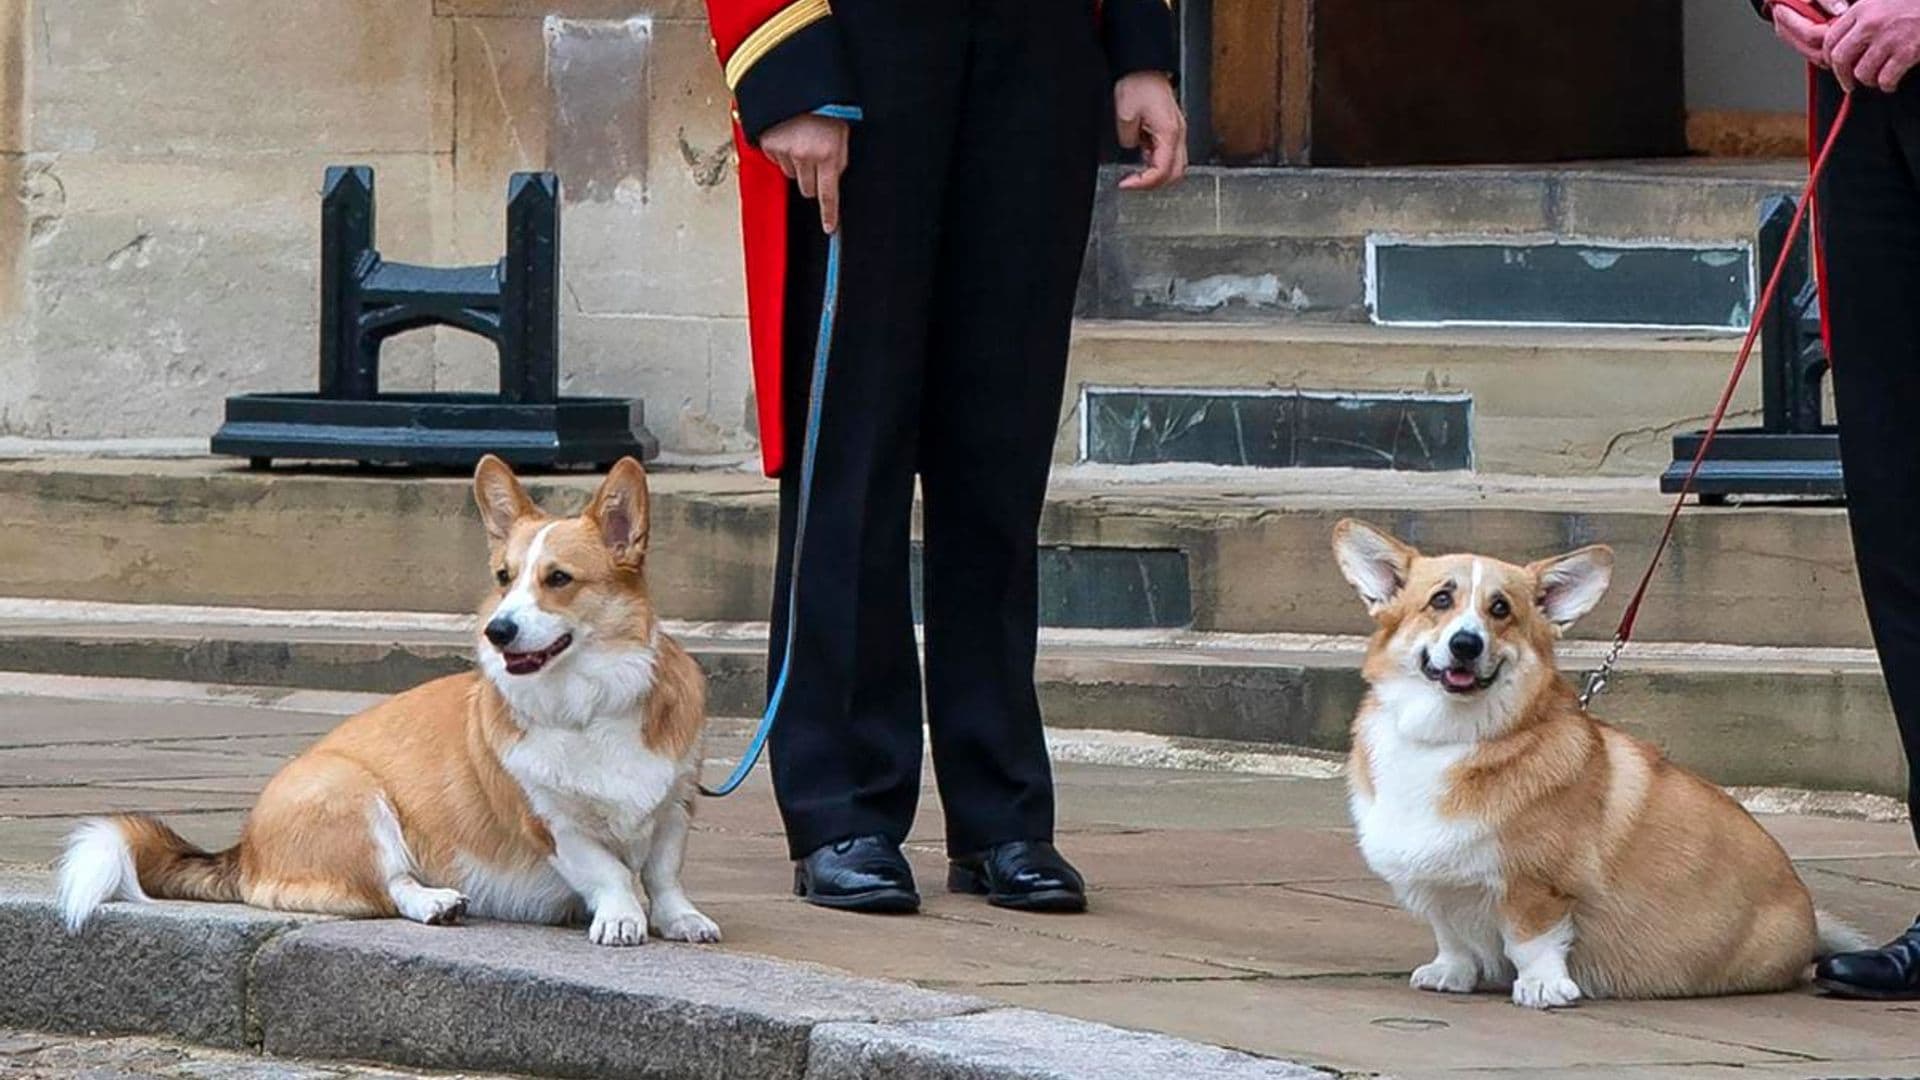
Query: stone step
0 600 1895 796
0 458 1867 650
1083 162 1800 323
1064 321 1756 477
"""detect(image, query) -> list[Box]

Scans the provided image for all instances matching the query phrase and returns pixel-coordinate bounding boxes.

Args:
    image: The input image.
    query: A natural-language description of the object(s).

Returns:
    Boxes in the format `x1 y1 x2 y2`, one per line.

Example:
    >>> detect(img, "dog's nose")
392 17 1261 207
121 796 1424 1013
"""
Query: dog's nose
484 616 519 648
1448 630 1484 662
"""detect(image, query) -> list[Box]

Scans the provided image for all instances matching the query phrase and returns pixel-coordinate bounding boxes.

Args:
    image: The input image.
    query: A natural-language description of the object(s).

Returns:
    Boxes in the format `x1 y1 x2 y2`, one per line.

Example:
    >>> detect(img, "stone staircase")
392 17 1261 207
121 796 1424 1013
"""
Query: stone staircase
1067 160 1804 479
1 158 1894 800
0 453 1897 797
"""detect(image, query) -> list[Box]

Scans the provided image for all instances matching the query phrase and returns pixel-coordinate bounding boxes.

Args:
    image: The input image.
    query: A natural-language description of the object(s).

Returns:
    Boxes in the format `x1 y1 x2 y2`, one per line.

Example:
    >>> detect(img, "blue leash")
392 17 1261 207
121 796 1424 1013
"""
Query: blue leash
699 231 842 797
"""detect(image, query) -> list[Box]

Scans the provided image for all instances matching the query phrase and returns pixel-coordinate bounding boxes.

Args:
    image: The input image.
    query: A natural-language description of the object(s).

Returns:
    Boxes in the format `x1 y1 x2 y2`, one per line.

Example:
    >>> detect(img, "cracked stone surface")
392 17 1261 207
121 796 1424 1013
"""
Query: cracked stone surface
0 1029 527 1079
2 674 1918 1077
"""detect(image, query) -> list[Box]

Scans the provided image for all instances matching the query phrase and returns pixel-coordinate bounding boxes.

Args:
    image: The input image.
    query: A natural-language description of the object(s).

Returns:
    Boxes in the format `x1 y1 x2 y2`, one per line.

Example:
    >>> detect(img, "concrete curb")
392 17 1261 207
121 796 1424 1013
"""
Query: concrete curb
0 876 1327 1080
0 875 312 1049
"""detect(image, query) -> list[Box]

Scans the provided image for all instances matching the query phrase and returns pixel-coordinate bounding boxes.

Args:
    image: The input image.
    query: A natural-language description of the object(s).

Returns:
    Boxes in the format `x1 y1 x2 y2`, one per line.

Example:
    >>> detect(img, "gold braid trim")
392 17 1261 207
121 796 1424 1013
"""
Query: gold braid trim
724 0 833 92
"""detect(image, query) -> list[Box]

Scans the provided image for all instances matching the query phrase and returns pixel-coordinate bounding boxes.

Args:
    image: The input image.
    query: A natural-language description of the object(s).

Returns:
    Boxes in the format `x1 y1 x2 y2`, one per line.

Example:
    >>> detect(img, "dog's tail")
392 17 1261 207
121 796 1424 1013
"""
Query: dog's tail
57 815 244 933
1814 909 1874 958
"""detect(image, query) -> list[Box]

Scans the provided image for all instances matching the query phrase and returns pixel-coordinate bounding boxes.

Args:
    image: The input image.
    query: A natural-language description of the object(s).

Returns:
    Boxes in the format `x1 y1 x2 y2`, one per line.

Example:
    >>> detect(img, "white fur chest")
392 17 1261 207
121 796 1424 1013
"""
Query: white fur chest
1351 704 1502 893
502 715 688 843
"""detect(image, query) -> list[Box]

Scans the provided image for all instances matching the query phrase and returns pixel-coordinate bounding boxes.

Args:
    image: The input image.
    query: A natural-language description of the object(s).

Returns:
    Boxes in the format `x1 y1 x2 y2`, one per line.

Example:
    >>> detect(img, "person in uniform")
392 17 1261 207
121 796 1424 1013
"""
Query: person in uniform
1760 0 1920 997
703 0 1186 914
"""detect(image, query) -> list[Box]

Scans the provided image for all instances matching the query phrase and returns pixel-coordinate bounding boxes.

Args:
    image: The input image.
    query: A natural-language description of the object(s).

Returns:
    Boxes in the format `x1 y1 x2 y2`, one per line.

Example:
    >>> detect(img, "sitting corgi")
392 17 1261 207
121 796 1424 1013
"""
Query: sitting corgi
58 456 719 947
1332 519 1862 1007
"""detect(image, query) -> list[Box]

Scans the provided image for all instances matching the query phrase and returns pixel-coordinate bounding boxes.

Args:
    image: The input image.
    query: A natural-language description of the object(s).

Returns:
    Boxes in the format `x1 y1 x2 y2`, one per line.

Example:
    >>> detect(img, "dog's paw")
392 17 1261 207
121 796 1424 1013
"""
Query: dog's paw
1511 974 1581 1009
589 906 649 947
1410 958 1478 994
652 908 722 944
397 887 469 927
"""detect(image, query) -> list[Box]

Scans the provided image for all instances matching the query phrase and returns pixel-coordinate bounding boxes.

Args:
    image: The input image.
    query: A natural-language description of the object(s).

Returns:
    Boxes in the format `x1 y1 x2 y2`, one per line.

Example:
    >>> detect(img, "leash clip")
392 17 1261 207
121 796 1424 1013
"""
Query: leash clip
1578 635 1627 712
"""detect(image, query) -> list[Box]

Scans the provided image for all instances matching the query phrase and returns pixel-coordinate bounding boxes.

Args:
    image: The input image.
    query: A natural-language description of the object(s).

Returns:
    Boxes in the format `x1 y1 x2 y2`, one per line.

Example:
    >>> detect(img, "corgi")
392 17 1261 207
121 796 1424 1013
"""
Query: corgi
56 456 720 947
1331 519 1864 1008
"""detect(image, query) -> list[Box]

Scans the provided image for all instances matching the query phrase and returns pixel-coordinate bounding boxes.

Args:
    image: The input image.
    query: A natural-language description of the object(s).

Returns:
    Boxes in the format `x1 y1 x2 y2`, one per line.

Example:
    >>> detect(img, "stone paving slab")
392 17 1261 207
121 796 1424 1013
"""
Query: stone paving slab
0 697 343 748
1801 855 1920 888
1562 991 1920 1065
1020 825 1369 888
1049 772 1358 832
1756 815 1919 860
144 733 346 759
0 784 257 817
960 883 1433 981
699 895 1243 987
0 744 300 788
0 812 252 867
96 774 306 795
1393 1064 1920 1080
1797 871 1920 948
0 1028 527 1079
977 976 1851 1075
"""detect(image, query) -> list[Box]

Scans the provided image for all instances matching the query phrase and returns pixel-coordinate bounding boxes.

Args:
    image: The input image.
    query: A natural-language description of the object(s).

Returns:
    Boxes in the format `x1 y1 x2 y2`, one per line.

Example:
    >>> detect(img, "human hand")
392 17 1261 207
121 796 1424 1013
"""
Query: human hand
1772 0 1849 65
760 114 850 233
1826 0 1920 92
1115 72 1188 192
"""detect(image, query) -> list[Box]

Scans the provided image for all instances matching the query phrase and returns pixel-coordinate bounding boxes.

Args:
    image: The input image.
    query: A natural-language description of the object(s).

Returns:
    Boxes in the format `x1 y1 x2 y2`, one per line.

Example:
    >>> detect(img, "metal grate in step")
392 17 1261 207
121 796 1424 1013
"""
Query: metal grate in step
1367 235 1754 330
908 544 1193 630
1079 386 1472 472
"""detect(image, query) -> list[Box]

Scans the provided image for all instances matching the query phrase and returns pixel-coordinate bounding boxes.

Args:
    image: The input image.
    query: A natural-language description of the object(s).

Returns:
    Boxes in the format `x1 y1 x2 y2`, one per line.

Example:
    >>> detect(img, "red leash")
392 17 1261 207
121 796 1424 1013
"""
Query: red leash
1580 71 1853 708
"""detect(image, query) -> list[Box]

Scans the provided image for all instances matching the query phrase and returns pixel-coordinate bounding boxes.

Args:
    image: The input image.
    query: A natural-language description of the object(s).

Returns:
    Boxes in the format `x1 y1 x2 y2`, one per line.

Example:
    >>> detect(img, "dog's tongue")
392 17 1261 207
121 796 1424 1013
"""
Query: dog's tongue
1443 668 1478 691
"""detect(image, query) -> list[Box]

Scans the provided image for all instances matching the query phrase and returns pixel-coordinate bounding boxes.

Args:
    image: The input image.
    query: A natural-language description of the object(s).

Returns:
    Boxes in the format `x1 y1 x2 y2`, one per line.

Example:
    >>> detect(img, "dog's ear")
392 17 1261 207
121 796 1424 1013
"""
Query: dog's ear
1528 546 1614 630
473 455 537 544
1333 519 1417 616
586 457 650 569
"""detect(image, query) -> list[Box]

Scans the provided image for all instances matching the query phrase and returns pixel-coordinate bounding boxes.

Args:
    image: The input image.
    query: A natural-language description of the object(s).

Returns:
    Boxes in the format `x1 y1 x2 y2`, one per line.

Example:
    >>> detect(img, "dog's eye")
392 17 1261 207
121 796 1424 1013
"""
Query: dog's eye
1430 590 1454 611
1489 596 1512 619
494 567 511 587
544 569 573 589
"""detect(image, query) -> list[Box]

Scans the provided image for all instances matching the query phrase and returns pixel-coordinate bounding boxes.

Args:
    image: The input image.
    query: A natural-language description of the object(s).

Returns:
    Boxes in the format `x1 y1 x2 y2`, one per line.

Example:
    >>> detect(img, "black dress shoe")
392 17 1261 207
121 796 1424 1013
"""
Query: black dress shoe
793 835 920 914
1816 917 1920 1000
948 840 1086 913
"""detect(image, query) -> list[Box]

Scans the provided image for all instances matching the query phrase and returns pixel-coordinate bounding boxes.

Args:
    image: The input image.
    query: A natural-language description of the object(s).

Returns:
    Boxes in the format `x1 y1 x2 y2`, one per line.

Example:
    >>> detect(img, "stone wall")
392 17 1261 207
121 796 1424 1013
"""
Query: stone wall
0 0 755 454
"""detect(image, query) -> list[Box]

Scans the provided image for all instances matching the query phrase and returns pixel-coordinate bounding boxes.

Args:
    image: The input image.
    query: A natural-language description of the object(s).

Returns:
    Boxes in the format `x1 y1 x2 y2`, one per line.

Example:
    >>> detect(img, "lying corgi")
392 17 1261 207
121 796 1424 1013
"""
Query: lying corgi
57 456 719 947
1332 519 1863 1008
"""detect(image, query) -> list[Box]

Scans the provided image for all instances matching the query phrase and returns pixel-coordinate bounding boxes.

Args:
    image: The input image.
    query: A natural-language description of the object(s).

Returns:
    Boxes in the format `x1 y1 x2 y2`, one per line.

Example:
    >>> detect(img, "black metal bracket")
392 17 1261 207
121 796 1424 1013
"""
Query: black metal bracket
212 166 657 469
1661 194 1842 501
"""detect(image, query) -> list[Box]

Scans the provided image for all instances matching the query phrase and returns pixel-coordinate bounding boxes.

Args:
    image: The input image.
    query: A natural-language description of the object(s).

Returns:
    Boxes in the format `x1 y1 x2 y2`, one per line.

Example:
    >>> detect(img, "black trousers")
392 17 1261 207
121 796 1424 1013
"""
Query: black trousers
766 0 1108 859
1817 75 1920 846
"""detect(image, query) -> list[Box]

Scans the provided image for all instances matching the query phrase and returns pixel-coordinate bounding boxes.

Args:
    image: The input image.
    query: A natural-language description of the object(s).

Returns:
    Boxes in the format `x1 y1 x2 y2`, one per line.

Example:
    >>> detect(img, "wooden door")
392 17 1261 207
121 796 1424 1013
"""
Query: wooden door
1206 0 1687 166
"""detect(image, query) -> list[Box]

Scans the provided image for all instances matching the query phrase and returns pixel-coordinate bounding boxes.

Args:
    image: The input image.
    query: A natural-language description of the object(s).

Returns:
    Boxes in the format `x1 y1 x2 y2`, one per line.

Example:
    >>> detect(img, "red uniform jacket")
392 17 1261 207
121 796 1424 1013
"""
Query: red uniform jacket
706 0 1178 476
